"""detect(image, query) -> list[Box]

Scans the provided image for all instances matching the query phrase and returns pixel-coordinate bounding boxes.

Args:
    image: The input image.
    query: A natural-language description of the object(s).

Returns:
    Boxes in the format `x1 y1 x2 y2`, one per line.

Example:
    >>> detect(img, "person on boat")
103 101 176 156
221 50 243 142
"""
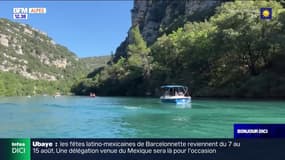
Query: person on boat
165 90 170 96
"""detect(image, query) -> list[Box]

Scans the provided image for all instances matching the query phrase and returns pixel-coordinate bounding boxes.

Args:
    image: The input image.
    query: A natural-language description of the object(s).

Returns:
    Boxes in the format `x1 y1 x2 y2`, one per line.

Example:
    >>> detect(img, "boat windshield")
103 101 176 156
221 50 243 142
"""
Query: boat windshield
162 87 189 97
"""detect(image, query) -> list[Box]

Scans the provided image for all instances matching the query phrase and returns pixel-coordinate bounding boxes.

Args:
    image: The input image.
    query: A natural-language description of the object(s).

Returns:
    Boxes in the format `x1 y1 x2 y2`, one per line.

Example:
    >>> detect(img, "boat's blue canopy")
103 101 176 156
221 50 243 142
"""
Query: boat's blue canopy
161 85 186 88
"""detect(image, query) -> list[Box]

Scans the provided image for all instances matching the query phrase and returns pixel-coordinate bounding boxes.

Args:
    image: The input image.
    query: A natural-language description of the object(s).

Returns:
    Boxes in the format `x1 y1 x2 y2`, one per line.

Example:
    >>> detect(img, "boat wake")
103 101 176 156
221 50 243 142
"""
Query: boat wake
123 106 141 110
173 117 188 122
0 102 18 107
43 103 72 109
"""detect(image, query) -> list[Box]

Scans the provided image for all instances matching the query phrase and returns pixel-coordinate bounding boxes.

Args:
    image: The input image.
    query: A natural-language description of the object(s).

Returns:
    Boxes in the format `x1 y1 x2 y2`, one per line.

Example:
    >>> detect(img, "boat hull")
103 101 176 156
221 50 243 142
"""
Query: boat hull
160 97 191 104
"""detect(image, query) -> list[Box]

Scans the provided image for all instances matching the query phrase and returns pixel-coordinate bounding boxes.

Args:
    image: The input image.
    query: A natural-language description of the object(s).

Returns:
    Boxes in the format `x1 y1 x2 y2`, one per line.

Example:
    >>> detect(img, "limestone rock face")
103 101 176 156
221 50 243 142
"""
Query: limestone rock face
185 0 220 16
113 0 223 62
0 18 81 81
0 34 9 47
52 59 68 69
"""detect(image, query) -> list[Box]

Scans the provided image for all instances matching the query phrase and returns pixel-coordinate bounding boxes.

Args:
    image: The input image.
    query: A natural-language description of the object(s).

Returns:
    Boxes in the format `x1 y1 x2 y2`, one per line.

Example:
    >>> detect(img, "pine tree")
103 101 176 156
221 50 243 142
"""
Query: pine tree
127 25 152 78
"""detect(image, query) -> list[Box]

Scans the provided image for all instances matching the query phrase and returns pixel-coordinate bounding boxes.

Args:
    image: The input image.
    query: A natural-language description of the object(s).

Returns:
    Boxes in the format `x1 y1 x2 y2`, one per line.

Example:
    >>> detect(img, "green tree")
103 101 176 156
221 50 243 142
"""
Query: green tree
127 25 152 79
211 0 284 76
0 79 5 95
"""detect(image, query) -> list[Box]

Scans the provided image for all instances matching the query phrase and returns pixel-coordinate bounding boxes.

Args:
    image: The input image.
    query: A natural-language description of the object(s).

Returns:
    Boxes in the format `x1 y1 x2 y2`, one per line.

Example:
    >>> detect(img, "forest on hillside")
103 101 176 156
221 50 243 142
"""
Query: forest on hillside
0 72 74 96
72 1 285 98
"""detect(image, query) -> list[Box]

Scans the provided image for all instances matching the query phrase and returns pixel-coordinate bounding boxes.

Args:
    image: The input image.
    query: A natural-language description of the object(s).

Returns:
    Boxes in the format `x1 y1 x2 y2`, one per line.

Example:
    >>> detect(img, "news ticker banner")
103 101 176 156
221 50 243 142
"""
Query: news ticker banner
0 138 285 160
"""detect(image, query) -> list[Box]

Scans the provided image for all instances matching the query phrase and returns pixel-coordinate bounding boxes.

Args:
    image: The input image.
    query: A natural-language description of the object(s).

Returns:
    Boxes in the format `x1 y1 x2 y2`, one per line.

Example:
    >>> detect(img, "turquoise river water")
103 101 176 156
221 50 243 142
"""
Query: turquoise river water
0 96 284 138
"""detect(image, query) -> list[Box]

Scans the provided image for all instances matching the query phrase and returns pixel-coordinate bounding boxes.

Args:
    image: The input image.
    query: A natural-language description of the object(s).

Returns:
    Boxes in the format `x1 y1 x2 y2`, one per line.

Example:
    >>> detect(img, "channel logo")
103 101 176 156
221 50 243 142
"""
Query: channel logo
11 142 26 154
13 7 46 20
260 8 272 20
29 8 47 14
13 8 28 20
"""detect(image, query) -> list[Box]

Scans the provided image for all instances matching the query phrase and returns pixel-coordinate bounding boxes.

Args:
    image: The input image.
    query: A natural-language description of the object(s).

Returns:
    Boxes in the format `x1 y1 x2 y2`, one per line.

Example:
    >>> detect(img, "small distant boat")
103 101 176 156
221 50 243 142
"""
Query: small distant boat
53 92 61 98
160 85 191 104
89 92 96 98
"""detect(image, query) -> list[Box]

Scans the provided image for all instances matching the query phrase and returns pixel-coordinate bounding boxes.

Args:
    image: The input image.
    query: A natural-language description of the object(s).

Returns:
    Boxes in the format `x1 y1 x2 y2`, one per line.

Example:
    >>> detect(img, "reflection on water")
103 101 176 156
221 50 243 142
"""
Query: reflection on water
0 96 284 138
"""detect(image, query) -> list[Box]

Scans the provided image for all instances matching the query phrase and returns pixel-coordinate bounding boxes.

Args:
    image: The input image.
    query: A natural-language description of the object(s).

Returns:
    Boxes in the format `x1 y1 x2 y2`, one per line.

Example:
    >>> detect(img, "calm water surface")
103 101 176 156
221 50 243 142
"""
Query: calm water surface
0 96 284 138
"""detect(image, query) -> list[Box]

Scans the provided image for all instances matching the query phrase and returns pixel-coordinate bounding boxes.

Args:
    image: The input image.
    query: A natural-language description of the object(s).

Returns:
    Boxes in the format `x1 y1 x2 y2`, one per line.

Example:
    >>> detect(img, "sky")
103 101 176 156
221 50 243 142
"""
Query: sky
0 1 133 57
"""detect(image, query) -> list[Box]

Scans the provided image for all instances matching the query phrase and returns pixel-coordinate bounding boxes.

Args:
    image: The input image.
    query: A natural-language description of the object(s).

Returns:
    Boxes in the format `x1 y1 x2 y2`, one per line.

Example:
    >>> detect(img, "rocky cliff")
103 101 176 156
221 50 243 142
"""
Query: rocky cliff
113 0 223 62
0 18 84 81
